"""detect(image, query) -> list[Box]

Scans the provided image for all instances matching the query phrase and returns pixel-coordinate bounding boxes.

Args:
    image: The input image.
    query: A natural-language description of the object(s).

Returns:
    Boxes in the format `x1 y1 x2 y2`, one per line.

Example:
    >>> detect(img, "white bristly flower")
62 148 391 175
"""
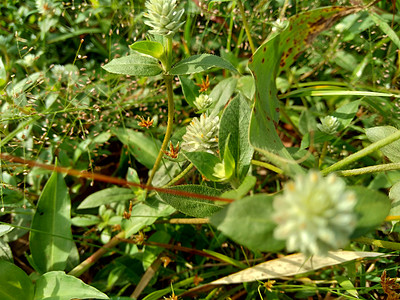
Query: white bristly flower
144 0 185 38
317 116 340 135
273 171 357 256
182 114 219 154
193 94 213 112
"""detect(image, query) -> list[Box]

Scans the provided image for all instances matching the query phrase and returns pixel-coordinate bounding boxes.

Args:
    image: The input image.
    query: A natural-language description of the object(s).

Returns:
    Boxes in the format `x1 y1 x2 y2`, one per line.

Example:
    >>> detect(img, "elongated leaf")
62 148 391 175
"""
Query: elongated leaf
0 57 6 86
102 53 162 76
113 128 160 169
184 151 221 181
78 187 135 209
169 54 237 75
210 251 384 284
34 271 109 300
221 176 257 200
366 126 400 163
332 99 361 128
351 186 391 238
209 77 237 117
210 194 285 252
389 182 400 222
219 95 253 181
157 185 224 217
0 260 34 300
0 239 13 262
179 75 199 108
369 12 400 50
29 169 73 274
130 40 165 60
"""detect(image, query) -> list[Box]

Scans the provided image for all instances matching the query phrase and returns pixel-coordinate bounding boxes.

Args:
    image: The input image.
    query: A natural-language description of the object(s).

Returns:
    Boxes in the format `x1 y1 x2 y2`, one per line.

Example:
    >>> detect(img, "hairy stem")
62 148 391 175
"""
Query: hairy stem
146 75 175 188
336 162 400 177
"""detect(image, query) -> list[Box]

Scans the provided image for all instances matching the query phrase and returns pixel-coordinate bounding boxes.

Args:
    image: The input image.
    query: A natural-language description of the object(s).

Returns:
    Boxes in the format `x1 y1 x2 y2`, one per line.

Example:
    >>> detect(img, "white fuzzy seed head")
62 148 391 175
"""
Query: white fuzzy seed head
273 171 357 256
317 116 340 135
181 114 219 154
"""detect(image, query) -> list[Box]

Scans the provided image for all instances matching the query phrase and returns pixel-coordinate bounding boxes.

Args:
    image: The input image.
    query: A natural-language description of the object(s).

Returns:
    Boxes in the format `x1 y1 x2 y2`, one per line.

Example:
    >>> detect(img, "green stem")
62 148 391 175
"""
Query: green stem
146 75 175 188
336 162 400 176
319 141 328 168
353 236 400 251
251 159 283 174
162 163 194 188
237 0 256 54
321 129 400 176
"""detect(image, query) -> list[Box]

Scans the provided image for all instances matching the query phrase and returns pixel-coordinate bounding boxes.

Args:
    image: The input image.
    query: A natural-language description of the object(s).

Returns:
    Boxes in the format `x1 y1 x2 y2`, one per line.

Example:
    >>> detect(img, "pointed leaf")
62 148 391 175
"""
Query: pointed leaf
102 53 162 76
184 152 221 181
210 251 384 284
366 126 400 163
0 260 34 300
130 41 165 60
29 169 73 273
34 271 109 300
210 194 285 252
169 54 237 75
78 187 135 209
113 128 160 169
179 76 199 108
209 77 237 117
369 12 400 50
157 185 224 217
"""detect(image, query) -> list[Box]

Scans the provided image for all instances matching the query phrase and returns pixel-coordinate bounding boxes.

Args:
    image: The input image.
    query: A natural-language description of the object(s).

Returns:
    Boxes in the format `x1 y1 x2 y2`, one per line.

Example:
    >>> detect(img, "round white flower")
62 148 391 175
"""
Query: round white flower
273 171 357 256
194 94 213 112
181 114 219 154
144 0 185 37
317 116 340 135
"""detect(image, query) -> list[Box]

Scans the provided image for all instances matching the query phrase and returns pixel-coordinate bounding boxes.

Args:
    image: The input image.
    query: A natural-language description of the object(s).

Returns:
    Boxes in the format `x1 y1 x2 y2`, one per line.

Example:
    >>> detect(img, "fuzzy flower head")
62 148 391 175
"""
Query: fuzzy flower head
273 171 357 256
194 94 213 112
144 0 185 38
182 114 219 154
317 116 340 135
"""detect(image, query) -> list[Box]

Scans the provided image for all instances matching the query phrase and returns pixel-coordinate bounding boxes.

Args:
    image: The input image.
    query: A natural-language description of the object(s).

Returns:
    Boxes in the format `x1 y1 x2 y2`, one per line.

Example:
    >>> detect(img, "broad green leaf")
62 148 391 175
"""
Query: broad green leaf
366 126 400 163
221 175 257 200
209 77 237 117
130 40 165 60
113 128 160 169
71 215 102 227
179 75 199 108
157 185 224 217
34 271 109 300
209 251 384 284
0 57 6 86
203 249 247 269
169 54 237 75
219 95 254 181
369 12 400 50
0 260 34 300
351 186 391 238
337 275 358 298
210 194 285 252
332 99 361 128
78 187 135 209
29 169 73 274
122 198 175 237
184 151 221 181
389 182 400 222
102 53 162 76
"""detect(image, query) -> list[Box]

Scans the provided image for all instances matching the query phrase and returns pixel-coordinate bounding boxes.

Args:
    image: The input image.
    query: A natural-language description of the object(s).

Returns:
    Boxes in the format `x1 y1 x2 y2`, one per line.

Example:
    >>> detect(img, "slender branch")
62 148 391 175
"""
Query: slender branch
146 75 175 188
321 130 400 175
156 218 209 224
251 159 283 174
336 162 400 177
237 0 256 54
163 162 194 188
353 236 400 251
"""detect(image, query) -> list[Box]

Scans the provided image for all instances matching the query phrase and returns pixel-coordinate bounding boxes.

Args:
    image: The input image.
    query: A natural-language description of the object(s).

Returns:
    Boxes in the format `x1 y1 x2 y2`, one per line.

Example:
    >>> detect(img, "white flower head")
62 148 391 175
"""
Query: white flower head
194 94 213 112
317 116 340 135
273 171 357 256
144 0 185 38
182 114 219 154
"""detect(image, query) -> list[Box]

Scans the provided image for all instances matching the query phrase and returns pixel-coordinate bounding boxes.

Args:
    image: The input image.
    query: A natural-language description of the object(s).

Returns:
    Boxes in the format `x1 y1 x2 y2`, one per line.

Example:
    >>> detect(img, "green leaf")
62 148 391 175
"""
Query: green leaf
102 53 162 76
130 41 165 60
78 187 135 209
351 186 391 238
122 198 175 237
366 126 400 163
0 260 34 300
0 57 6 86
169 54 237 75
369 12 400 50
29 169 73 274
219 95 254 181
332 100 361 128
223 140 235 180
71 215 102 227
157 185 224 217
210 194 285 252
184 151 221 181
389 181 400 223
113 127 160 169
179 76 199 108
0 239 13 262
34 271 109 300
221 175 257 200
209 77 237 117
